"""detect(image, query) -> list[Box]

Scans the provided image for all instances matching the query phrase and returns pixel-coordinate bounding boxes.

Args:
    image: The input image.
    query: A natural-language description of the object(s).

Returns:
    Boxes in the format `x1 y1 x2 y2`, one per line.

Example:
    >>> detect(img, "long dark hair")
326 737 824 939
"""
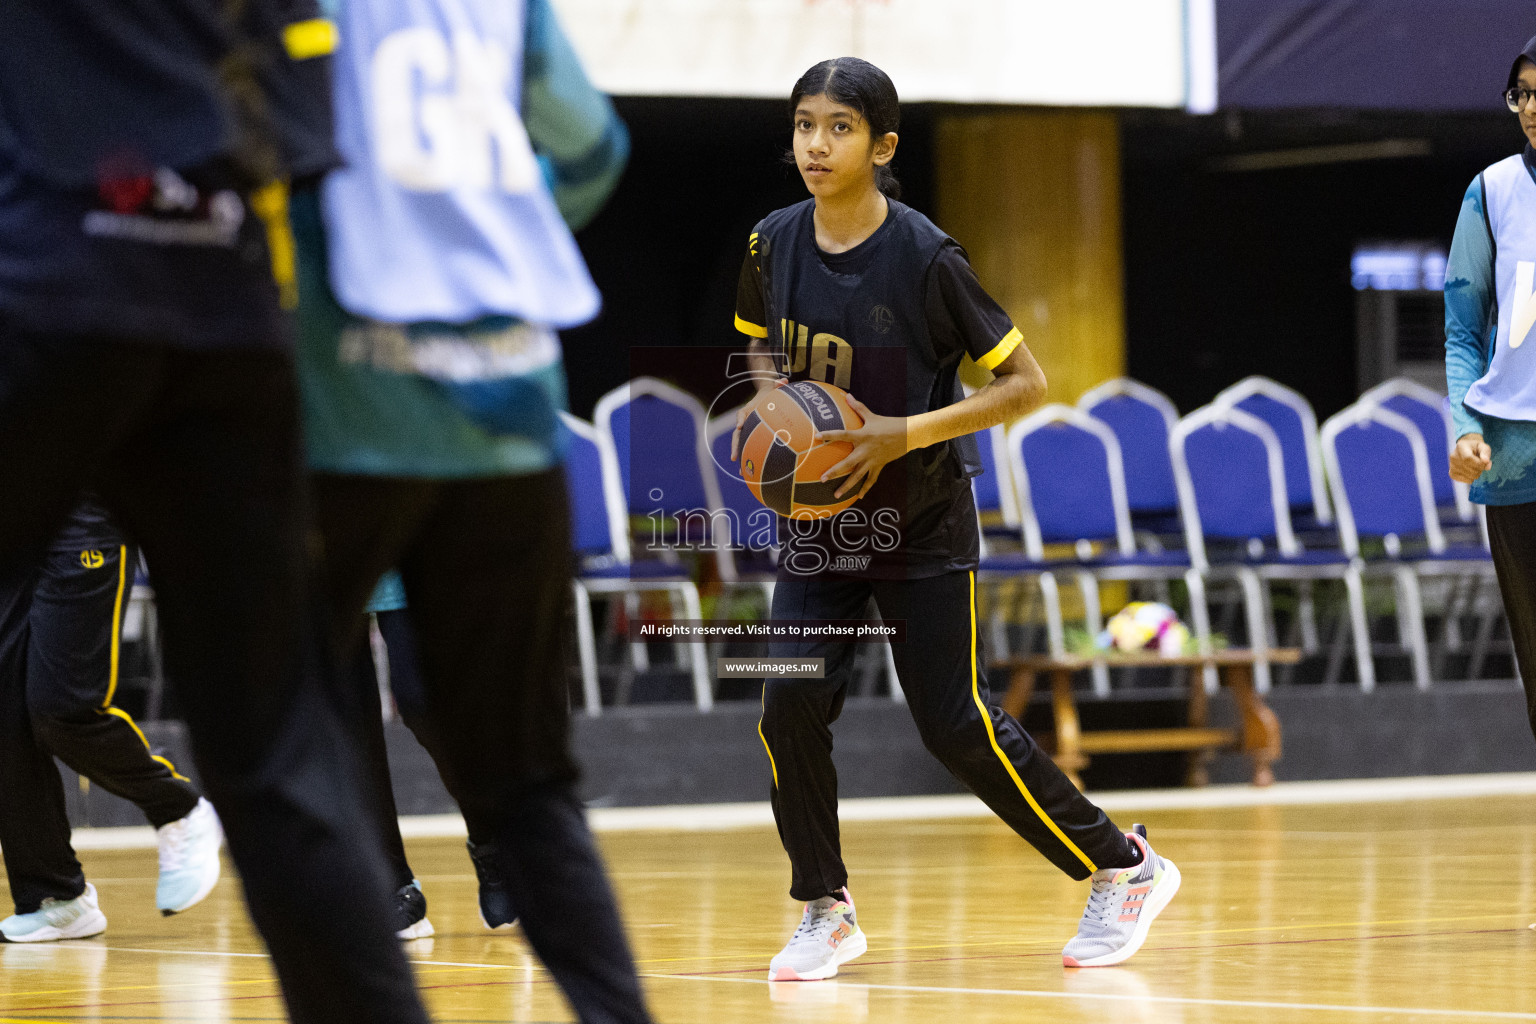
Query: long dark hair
789 58 901 200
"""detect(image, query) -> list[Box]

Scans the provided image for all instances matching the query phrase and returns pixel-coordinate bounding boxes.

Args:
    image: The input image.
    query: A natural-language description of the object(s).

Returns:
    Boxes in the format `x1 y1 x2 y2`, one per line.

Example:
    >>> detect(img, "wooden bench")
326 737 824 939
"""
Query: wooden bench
992 649 1297 790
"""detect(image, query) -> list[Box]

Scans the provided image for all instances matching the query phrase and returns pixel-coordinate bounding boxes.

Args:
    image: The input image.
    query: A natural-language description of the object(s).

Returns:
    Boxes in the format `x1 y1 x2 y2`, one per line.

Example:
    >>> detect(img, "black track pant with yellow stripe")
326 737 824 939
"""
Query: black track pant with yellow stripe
761 570 1136 900
0 541 200 913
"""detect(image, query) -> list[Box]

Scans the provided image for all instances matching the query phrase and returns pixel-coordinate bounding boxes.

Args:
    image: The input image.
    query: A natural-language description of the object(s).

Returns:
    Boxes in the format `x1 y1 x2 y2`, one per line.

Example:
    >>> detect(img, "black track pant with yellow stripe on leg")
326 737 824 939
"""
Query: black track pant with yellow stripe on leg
760 570 1137 900
0 535 202 913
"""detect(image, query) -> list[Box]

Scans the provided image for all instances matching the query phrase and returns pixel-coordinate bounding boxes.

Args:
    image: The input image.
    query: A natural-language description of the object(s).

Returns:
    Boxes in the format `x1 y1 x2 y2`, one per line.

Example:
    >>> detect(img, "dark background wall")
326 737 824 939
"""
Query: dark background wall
1120 108 1516 418
67 682 1536 823
560 98 1520 422
1214 0 1520 114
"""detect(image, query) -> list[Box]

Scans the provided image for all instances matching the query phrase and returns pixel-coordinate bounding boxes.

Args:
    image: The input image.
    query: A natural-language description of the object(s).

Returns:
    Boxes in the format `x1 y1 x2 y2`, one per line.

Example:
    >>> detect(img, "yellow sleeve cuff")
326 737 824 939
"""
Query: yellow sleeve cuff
734 314 769 339
976 326 1023 372
283 18 339 60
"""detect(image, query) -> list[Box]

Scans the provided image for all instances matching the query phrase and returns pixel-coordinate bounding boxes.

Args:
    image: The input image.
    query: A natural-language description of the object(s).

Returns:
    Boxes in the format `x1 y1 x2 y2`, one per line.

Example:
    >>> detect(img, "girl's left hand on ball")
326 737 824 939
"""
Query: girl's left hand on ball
814 395 909 500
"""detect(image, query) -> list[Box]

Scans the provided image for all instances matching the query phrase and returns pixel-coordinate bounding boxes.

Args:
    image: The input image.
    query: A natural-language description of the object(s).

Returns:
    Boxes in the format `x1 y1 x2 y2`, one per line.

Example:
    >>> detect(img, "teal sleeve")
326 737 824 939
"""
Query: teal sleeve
1445 175 1496 440
523 0 629 230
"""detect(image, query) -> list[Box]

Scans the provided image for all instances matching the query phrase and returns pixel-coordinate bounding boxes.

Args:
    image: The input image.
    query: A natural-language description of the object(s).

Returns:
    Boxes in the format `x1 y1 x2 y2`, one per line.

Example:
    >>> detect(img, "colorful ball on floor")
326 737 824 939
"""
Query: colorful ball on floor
1098 601 1190 656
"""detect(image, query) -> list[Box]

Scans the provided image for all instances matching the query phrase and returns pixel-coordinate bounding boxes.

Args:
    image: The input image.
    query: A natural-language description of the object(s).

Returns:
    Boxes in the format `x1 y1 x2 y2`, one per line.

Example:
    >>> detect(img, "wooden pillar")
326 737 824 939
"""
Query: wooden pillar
936 110 1125 405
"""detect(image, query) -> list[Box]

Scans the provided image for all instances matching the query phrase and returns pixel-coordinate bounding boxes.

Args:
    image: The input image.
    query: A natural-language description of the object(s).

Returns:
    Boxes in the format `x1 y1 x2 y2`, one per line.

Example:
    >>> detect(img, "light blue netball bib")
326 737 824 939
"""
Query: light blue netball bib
1465 154 1536 422
322 0 600 327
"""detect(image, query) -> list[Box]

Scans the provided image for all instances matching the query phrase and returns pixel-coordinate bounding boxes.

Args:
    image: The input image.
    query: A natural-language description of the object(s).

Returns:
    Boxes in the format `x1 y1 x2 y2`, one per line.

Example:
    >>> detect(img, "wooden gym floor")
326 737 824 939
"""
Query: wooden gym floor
2 784 1535 1023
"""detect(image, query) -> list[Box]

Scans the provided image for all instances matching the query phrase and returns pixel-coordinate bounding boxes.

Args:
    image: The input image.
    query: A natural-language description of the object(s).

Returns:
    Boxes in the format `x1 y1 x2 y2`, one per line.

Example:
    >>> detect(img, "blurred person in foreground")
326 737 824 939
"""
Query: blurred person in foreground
1447 34 1536 739
293 0 653 1019
0 3 429 1022
345 571 519 938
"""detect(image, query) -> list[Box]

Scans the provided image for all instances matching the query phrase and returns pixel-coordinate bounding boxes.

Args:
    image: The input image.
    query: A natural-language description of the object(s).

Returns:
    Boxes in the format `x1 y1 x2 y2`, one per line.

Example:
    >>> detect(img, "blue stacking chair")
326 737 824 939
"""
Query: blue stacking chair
1078 378 1183 536
971 427 1036 671
1357 378 1474 524
1214 376 1339 656
561 413 712 715
1356 381 1481 662
988 405 1207 695
971 421 1022 544
1320 402 1498 689
1214 377 1333 530
1171 403 1373 691
593 376 737 581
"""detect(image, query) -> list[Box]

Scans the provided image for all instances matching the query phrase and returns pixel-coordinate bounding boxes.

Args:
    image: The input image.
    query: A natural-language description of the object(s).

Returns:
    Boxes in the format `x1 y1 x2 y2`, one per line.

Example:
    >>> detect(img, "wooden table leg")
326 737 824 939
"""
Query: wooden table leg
1001 665 1037 721
1225 662 1282 787
1050 668 1088 790
1185 664 1214 787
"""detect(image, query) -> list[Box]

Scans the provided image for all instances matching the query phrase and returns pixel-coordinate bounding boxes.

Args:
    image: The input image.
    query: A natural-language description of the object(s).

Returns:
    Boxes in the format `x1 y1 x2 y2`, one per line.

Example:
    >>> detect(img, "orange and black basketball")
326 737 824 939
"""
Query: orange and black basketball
737 380 864 519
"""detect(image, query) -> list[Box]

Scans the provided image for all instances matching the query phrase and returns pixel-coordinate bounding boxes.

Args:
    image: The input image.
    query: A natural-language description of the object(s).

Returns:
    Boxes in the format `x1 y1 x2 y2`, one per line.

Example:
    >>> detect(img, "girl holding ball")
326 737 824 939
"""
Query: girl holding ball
732 57 1180 980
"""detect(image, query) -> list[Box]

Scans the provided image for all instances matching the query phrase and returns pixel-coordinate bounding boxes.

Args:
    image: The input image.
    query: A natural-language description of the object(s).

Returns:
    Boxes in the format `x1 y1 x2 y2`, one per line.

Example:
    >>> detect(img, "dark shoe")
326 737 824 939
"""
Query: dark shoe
467 840 517 931
394 881 434 939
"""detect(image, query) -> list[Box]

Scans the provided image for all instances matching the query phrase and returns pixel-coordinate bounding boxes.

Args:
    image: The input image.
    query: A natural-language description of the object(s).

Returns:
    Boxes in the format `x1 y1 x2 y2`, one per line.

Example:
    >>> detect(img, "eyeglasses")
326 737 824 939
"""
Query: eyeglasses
1506 87 1536 112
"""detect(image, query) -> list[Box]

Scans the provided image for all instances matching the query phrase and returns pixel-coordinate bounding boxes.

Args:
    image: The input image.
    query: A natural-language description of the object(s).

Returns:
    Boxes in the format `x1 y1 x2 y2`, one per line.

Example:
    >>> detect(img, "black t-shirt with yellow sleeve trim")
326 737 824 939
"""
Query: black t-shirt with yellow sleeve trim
733 198 1020 580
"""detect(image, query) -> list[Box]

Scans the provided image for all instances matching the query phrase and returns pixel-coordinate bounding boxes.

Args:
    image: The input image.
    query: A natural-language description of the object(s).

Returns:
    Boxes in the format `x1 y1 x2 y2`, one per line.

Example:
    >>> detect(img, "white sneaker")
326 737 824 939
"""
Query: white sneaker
0 883 108 942
156 797 223 915
768 888 868 981
1061 825 1180 968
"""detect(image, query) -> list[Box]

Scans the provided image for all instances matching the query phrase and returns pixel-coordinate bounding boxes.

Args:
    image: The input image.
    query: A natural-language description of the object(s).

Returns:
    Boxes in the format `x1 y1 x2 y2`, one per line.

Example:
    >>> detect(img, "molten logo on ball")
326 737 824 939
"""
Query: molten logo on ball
738 380 864 519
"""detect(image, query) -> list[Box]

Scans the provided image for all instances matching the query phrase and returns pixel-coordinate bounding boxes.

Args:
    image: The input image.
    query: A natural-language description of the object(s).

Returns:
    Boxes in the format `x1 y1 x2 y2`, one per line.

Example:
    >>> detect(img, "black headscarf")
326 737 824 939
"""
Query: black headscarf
1508 35 1536 91
1511 35 1536 171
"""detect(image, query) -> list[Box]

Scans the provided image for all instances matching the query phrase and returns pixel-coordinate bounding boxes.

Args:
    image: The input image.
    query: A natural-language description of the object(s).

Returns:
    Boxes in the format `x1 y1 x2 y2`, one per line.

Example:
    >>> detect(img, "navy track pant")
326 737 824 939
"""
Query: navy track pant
760 569 1136 900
